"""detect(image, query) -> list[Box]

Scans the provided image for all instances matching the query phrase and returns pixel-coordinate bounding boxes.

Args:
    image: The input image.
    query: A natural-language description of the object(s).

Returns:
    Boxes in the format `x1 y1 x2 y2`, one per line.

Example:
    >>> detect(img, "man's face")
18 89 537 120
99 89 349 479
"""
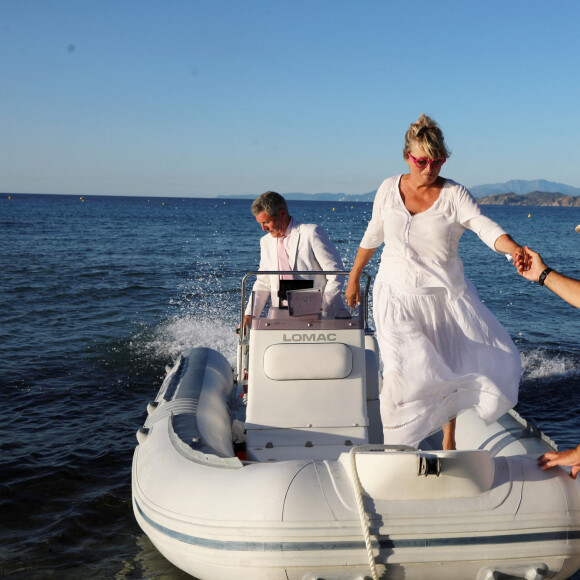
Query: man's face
254 210 288 238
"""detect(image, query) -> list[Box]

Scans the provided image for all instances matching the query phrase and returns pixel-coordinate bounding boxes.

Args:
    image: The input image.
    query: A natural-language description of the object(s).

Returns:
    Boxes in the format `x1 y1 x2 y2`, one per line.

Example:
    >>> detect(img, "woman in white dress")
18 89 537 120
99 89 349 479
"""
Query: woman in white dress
345 114 526 450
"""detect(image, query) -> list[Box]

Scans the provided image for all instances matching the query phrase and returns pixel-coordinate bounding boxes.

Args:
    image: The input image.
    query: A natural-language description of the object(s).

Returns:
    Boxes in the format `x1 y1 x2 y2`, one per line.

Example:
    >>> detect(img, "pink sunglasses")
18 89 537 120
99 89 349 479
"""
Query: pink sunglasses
408 153 446 169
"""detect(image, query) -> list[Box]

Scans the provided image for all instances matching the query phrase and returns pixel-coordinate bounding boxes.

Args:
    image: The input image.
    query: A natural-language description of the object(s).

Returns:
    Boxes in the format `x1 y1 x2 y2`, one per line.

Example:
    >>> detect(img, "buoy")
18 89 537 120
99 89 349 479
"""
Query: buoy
575 224 580 234
528 213 531 218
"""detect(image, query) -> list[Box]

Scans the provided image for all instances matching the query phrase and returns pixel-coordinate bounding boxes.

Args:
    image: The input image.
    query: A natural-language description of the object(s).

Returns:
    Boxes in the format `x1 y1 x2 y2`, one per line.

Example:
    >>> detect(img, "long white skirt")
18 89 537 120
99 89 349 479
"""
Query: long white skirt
374 277 521 447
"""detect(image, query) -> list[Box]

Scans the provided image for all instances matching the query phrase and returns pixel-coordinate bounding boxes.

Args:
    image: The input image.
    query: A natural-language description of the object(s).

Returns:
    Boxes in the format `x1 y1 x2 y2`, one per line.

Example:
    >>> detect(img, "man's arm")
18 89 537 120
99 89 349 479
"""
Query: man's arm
307 225 347 315
310 225 344 284
244 236 274 321
310 225 344 269
516 247 580 309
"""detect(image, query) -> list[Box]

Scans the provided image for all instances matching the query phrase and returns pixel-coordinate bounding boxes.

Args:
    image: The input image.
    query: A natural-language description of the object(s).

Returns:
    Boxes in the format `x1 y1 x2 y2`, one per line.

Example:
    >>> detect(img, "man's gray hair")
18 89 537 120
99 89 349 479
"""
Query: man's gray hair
251 191 288 216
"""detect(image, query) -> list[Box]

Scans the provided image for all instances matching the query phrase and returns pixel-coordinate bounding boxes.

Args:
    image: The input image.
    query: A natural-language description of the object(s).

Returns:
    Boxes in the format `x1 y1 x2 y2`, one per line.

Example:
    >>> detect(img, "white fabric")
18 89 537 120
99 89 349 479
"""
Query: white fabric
361 176 520 446
246 219 344 316
361 176 508 299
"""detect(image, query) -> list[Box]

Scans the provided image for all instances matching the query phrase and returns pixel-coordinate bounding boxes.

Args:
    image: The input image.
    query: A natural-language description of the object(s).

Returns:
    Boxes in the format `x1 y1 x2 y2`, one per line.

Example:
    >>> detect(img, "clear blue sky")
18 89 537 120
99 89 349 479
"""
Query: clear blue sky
2 1 580 197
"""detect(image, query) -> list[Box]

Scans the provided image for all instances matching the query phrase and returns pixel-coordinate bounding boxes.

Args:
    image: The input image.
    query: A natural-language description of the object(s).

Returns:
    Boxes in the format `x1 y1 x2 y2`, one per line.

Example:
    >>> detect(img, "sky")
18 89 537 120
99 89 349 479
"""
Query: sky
2 0 580 198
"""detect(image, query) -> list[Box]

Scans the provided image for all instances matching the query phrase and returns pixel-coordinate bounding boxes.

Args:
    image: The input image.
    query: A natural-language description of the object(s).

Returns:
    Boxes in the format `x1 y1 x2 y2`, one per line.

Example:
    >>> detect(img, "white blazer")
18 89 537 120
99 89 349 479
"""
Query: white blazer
246 220 344 315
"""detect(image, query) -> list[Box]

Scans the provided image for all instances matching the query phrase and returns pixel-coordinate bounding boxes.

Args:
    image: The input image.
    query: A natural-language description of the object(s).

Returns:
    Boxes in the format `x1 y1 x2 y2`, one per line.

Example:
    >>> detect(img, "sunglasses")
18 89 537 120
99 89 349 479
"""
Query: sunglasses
408 153 446 169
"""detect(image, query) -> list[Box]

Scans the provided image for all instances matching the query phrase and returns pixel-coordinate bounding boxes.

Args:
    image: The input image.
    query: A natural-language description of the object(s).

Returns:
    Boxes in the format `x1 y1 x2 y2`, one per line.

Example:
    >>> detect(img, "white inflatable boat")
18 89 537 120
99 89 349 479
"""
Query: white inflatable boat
132 271 580 580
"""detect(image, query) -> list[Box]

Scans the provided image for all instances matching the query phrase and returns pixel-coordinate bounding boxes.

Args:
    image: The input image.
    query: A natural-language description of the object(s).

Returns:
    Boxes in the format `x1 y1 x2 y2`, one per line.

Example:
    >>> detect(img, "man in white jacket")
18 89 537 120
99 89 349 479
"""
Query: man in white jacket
244 191 345 326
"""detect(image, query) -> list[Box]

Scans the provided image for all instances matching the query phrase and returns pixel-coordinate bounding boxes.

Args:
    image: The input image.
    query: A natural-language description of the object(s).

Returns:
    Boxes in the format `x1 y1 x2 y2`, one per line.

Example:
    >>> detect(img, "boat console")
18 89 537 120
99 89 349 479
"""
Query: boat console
240 271 382 461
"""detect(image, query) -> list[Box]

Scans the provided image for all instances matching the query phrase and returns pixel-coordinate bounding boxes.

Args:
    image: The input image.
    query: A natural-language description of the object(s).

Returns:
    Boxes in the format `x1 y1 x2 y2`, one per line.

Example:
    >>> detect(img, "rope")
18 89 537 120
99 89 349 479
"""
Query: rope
349 444 417 580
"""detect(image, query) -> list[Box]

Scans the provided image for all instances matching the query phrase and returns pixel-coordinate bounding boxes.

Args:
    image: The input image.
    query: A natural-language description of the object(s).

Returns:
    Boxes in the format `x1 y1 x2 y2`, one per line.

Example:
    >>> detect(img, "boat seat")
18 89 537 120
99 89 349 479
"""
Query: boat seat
245 324 369 458
263 343 352 381
349 449 496 500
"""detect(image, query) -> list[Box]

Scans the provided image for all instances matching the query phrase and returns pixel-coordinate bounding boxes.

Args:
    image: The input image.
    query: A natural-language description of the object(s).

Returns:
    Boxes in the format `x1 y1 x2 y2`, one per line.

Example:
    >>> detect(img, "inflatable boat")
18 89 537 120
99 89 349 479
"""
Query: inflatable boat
132 271 580 580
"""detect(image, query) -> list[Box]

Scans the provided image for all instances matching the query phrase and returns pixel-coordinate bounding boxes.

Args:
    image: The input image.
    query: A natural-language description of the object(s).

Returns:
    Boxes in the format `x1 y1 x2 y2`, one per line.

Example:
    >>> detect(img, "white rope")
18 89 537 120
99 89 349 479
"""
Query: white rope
349 444 417 580
349 445 381 580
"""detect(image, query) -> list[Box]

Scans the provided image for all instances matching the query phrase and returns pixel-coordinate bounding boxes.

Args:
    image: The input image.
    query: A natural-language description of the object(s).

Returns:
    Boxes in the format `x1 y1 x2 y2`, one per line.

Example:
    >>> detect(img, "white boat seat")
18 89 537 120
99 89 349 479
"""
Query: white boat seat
263 343 353 381
349 449 496 500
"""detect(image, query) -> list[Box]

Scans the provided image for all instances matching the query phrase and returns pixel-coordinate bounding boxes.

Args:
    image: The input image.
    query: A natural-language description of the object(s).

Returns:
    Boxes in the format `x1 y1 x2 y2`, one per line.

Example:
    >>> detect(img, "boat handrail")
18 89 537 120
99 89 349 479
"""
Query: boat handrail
239 270 372 341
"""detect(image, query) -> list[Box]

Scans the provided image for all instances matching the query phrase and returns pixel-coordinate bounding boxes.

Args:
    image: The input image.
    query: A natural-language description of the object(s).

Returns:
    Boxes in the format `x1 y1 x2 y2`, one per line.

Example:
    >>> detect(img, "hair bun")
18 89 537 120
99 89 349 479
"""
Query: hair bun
404 114 450 160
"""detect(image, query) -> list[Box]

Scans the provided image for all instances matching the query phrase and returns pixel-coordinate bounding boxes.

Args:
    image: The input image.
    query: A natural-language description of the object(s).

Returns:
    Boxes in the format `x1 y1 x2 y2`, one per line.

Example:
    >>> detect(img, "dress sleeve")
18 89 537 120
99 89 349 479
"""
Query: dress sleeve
456 185 507 253
360 180 388 249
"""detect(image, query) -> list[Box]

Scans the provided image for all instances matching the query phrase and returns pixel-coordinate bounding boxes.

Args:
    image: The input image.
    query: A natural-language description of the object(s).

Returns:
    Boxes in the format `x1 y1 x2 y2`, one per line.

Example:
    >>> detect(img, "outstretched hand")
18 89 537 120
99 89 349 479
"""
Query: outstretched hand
511 246 530 273
515 247 548 282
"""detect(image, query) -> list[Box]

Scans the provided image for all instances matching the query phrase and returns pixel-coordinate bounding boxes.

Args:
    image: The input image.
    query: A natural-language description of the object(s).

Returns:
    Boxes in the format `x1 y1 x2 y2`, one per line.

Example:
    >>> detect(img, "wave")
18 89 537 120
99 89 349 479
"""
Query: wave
521 347 580 383
134 314 239 367
132 320 580 386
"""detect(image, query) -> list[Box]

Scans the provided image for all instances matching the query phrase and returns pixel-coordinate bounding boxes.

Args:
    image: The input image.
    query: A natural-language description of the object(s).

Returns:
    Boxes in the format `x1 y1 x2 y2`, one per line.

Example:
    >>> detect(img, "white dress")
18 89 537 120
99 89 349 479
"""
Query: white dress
360 176 521 446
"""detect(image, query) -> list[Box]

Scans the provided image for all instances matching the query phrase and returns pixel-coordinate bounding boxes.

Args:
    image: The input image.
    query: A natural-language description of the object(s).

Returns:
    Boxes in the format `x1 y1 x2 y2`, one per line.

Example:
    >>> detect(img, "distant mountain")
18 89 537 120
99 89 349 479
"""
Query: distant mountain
283 191 376 202
218 191 377 202
470 179 580 198
219 179 580 204
478 190 580 207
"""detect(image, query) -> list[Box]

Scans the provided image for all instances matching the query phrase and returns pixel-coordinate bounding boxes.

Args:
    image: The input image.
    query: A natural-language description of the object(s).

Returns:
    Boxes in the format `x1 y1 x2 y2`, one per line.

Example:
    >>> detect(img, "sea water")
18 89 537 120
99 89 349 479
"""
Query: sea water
1 193 580 579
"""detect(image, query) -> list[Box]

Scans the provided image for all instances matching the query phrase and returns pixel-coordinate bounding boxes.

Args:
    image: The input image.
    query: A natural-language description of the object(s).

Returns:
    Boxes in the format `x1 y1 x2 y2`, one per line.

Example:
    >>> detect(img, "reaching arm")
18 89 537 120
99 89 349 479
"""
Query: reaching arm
494 233 527 263
516 247 580 309
345 247 376 308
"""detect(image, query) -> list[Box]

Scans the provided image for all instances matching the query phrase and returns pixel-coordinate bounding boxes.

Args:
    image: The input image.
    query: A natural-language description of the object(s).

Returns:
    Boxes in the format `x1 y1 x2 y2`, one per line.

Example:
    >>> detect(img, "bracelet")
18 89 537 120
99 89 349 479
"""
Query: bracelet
538 267 552 286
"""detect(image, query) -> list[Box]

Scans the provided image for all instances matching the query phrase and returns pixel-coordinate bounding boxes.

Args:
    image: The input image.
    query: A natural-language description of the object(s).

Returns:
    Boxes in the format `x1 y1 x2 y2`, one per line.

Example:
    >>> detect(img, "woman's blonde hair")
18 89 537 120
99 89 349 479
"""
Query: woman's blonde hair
403 114 450 160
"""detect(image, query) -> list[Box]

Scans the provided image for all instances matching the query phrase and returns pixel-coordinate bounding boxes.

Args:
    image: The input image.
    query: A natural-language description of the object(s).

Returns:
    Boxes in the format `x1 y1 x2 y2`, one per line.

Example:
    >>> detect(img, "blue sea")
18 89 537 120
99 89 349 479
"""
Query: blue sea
2 192 580 579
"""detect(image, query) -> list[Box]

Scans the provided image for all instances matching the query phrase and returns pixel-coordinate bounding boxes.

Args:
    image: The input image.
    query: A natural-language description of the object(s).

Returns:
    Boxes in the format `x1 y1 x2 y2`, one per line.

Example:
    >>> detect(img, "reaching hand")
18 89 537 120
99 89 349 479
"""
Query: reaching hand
512 246 529 272
516 247 548 282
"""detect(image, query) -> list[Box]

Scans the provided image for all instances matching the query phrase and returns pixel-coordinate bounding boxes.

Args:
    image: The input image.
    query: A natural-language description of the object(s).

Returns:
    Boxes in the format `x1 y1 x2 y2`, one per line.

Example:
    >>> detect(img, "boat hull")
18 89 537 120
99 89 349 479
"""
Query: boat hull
133 347 580 580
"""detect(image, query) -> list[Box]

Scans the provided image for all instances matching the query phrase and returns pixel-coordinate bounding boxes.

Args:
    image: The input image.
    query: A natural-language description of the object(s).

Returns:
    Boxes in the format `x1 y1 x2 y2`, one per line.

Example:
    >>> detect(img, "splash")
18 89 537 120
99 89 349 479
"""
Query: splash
137 314 238 367
521 348 580 382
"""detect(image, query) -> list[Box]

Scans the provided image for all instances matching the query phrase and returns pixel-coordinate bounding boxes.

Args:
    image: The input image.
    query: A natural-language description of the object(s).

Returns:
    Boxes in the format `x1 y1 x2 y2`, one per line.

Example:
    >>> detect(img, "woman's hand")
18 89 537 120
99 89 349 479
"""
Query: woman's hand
494 235 530 271
345 277 361 308
516 247 547 281
345 247 376 308
511 245 530 272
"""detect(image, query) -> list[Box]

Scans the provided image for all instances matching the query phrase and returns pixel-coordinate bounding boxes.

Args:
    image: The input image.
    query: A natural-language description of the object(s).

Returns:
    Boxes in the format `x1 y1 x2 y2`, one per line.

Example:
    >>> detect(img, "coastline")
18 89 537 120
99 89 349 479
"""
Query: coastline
478 191 580 206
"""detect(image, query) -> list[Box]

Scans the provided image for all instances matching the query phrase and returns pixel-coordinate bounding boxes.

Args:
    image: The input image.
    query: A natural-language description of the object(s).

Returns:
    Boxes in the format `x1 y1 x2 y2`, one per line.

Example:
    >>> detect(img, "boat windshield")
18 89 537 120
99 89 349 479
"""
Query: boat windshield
241 271 370 332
